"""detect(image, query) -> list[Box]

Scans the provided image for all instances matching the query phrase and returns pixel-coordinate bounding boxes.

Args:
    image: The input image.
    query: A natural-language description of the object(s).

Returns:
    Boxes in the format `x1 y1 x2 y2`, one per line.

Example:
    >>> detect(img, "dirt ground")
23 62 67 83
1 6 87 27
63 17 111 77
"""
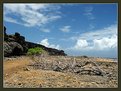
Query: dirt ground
3 56 118 88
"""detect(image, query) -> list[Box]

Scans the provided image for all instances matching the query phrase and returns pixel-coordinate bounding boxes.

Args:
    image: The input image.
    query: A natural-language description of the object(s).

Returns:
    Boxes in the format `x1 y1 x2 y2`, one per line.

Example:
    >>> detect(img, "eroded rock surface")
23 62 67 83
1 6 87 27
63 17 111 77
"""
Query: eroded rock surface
3 56 118 88
4 42 23 56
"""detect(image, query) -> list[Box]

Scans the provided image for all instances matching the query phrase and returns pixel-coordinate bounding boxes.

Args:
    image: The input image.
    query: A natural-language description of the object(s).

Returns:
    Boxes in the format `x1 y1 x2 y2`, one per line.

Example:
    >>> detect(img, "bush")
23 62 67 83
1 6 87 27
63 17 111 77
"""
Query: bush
27 47 45 55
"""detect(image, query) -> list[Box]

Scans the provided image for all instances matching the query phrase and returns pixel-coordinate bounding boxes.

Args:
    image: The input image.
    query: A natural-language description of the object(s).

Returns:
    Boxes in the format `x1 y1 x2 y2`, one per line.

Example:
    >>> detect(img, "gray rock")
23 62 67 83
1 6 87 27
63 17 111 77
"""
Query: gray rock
4 42 23 57
79 62 105 76
52 65 62 72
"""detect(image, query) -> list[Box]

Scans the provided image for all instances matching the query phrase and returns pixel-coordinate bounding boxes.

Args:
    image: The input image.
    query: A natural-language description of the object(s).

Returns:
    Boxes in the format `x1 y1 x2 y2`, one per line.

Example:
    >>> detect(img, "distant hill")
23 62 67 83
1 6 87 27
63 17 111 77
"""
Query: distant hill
4 26 67 57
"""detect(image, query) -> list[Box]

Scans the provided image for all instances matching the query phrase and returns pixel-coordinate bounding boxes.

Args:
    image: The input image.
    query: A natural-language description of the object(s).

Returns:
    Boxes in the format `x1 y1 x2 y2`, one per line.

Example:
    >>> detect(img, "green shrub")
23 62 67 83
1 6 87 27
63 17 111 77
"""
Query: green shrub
27 47 45 55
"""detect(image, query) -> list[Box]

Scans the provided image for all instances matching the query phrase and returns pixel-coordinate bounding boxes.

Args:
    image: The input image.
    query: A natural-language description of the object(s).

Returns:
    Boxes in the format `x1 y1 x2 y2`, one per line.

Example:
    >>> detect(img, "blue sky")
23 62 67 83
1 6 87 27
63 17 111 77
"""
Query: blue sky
4 3 118 58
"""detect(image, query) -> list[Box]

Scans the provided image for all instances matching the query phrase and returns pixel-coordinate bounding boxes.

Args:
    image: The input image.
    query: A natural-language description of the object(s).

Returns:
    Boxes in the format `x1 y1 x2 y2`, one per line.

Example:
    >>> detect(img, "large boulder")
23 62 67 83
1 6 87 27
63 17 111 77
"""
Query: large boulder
4 42 24 57
14 32 28 53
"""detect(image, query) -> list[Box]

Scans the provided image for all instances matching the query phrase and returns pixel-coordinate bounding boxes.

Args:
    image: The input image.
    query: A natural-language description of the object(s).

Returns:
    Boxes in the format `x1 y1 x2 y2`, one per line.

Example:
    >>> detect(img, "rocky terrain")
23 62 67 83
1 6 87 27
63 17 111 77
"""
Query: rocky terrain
4 26 67 57
3 56 118 88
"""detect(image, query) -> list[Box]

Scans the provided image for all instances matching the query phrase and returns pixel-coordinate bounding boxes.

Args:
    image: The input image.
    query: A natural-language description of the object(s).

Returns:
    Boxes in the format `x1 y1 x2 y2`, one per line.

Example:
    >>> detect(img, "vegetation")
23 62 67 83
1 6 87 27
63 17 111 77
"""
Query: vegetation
27 47 45 55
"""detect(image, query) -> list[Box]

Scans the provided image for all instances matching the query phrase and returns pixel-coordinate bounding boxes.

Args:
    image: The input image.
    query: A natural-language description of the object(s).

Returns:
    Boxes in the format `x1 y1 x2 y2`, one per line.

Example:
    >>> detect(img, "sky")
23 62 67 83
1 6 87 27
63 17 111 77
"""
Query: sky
3 3 118 58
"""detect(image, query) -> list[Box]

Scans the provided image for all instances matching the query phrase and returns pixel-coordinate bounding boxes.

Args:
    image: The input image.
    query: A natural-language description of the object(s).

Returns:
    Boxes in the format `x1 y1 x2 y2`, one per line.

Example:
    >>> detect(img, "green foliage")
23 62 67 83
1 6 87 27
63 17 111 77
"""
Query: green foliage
27 47 45 55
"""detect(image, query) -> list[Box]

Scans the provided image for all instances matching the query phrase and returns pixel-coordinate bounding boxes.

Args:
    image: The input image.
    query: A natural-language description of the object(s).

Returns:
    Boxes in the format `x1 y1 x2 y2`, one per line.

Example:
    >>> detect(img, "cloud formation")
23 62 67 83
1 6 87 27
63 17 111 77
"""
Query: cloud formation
60 26 71 32
83 6 95 20
40 38 60 49
4 4 61 27
69 24 117 51
74 39 88 49
40 28 50 33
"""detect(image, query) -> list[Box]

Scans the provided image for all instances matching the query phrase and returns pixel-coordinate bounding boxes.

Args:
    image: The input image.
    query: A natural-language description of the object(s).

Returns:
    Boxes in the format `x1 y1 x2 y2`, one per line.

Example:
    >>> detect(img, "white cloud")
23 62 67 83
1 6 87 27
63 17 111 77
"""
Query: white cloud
40 38 60 49
74 39 88 49
26 4 49 11
60 26 71 32
40 39 49 47
40 28 50 33
93 35 117 50
4 16 20 24
4 4 61 27
69 24 117 51
83 6 95 20
70 24 117 41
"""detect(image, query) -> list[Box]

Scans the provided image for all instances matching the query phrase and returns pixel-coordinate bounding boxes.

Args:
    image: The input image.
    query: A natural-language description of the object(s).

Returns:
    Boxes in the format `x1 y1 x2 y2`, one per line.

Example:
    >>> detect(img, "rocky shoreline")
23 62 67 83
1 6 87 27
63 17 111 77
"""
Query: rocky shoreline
3 56 118 88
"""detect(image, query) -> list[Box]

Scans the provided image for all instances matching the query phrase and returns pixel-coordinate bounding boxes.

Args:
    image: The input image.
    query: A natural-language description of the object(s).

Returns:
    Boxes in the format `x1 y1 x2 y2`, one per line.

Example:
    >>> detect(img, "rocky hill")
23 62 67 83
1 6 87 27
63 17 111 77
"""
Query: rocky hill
4 26 67 57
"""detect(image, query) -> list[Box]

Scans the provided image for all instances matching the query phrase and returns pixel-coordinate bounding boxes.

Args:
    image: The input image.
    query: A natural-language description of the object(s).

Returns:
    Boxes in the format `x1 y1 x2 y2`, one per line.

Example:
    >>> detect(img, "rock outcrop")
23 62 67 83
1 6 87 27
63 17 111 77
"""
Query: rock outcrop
4 26 67 57
4 42 24 56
